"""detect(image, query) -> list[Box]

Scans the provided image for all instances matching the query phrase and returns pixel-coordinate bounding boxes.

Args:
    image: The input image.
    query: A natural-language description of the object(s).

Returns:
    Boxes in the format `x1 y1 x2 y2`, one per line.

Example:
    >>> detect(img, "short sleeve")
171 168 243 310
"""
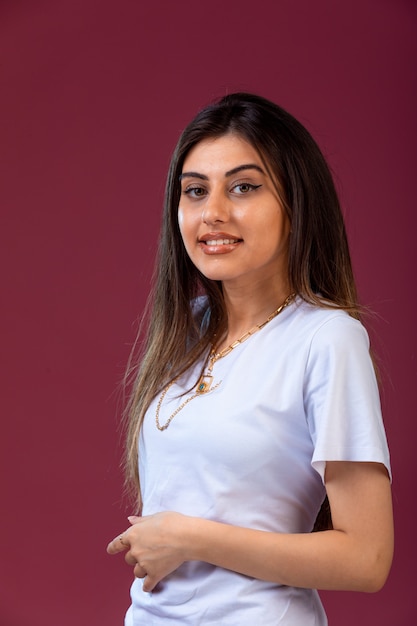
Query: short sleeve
304 314 391 483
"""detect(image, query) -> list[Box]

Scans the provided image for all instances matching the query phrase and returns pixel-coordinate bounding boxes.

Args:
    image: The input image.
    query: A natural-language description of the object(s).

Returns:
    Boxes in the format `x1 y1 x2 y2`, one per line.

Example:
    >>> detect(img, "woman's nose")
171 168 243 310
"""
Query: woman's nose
201 190 229 224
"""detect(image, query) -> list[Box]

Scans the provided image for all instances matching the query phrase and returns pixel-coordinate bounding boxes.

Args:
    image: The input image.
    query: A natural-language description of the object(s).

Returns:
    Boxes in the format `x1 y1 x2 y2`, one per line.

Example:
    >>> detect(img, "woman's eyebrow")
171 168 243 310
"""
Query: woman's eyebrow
225 164 265 177
179 172 208 181
179 164 265 181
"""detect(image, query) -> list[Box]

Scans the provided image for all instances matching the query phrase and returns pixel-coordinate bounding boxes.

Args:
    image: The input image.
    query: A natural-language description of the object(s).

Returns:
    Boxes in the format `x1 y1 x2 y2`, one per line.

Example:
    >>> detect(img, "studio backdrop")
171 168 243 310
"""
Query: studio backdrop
0 1 415 624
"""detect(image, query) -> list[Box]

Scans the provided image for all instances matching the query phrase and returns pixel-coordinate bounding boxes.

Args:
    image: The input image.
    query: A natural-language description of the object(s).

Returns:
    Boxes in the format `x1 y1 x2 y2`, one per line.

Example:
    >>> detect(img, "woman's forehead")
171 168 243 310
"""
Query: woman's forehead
181 134 266 178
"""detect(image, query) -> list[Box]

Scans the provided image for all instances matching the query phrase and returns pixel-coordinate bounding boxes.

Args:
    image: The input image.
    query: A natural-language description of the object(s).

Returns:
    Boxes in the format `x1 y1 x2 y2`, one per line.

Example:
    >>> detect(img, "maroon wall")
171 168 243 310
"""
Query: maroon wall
1 1 415 624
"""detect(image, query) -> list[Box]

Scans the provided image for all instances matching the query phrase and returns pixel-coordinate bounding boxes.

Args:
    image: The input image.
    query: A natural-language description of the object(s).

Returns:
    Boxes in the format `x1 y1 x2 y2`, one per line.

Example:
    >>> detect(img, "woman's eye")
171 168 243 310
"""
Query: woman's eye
232 183 262 194
183 186 206 198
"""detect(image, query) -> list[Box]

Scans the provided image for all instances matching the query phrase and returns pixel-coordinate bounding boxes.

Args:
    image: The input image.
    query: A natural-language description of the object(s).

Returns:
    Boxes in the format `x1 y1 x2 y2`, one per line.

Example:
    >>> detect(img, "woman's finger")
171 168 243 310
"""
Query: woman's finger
125 550 138 567
142 573 159 593
106 532 130 554
133 563 147 579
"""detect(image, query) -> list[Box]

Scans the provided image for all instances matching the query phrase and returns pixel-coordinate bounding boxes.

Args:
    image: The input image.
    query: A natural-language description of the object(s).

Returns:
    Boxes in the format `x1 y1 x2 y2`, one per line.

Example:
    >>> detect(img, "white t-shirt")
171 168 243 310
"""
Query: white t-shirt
125 298 391 626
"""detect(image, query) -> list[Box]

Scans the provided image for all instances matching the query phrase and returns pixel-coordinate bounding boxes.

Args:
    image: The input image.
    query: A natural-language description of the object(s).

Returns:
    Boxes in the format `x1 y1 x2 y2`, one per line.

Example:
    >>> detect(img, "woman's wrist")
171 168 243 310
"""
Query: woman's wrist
177 514 209 562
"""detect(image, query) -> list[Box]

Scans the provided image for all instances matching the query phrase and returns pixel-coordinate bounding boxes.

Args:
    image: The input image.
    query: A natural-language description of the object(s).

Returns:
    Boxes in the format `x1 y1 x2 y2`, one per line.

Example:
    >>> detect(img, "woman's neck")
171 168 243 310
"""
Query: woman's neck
218 280 292 350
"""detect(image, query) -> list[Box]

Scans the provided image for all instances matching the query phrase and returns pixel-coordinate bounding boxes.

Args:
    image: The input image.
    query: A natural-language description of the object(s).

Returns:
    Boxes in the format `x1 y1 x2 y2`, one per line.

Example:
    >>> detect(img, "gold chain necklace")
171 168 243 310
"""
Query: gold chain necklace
155 293 295 431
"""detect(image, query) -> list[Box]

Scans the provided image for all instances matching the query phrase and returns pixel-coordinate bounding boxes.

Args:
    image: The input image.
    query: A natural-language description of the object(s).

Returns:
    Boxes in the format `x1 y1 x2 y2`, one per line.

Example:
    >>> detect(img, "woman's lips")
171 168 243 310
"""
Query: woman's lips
198 235 242 255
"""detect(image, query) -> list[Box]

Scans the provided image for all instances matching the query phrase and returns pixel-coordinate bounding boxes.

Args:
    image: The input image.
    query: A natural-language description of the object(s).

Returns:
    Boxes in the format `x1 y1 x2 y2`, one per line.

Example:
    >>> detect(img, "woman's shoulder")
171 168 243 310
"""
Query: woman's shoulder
289 297 369 348
293 296 361 324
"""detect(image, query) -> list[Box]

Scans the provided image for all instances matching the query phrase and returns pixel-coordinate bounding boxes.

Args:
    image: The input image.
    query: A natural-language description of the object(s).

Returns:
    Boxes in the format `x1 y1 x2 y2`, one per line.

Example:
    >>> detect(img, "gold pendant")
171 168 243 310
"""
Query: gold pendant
196 374 213 394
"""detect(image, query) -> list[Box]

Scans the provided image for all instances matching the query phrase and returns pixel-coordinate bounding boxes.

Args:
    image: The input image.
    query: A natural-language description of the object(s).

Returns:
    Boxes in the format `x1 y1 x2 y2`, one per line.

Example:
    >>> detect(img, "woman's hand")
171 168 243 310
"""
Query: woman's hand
107 462 393 593
107 511 189 592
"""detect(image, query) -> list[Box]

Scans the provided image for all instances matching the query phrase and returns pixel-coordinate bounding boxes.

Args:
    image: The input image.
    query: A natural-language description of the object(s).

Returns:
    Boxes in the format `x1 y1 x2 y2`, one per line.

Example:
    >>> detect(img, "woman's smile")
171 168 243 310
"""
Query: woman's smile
198 231 243 254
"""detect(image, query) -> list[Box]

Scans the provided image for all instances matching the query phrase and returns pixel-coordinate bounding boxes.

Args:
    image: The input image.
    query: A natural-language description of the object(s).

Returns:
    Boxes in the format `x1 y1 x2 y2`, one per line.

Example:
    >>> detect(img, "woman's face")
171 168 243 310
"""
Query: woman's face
178 133 290 291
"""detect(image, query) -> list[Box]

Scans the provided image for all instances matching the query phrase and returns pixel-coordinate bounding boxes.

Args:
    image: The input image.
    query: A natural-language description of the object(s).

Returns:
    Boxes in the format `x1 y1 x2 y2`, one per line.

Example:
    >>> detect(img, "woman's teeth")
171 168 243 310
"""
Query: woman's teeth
205 238 238 245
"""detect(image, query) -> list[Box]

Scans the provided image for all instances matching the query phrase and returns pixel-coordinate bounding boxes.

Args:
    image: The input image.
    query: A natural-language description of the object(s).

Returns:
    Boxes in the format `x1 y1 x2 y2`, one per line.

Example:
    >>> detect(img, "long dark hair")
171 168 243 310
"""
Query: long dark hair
124 93 358 521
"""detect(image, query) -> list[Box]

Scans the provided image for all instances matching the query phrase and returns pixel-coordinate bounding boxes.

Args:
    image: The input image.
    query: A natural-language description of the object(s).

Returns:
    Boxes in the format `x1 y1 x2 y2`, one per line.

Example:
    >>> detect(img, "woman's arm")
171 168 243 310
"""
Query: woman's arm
107 461 393 594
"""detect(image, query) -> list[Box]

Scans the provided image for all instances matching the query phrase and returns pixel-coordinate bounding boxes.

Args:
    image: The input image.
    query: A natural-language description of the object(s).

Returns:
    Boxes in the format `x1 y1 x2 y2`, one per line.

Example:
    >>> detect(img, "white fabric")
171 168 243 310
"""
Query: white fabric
126 298 391 625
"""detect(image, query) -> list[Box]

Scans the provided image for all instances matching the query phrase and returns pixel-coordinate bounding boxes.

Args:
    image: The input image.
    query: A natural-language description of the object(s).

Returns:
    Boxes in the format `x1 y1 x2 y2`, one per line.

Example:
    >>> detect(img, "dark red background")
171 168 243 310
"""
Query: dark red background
1 1 415 624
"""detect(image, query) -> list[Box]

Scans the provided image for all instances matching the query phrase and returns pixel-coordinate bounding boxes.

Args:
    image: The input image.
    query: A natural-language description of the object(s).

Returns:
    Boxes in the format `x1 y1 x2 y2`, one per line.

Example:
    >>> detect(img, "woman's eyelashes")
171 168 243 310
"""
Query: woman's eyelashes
232 182 262 195
182 182 262 199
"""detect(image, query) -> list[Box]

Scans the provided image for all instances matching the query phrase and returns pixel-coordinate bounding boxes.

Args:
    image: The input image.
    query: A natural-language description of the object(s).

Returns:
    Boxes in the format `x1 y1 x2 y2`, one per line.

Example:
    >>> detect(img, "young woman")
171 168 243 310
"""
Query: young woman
107 93 393 625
